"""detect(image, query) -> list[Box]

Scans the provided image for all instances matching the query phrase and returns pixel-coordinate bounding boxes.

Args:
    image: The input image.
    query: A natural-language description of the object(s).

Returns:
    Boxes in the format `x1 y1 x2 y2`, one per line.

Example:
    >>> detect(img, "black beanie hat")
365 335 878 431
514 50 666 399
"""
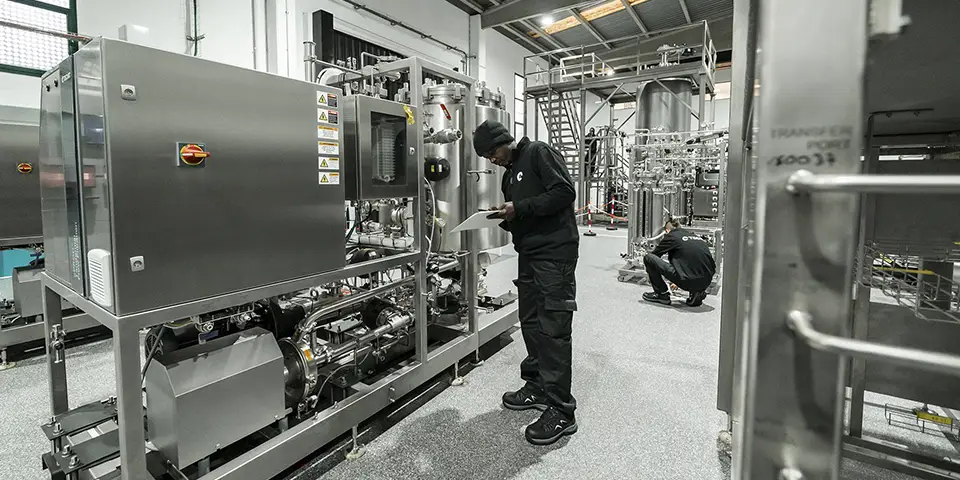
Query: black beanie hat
473 120 515 157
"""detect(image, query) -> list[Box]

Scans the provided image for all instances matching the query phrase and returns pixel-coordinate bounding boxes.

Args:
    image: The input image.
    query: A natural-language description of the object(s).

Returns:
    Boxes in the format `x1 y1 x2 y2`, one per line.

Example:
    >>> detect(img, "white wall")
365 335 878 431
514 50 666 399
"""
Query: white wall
0 0 538 131
1 0 258 110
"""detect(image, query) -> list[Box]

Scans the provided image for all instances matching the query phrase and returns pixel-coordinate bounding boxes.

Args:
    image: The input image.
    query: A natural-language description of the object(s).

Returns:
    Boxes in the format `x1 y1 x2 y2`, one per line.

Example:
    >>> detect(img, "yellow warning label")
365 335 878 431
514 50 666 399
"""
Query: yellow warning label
319 171 340 185
318 141 340 156
917 411 954 426
318 157 340 170
403 105 415 125
318 125 338 140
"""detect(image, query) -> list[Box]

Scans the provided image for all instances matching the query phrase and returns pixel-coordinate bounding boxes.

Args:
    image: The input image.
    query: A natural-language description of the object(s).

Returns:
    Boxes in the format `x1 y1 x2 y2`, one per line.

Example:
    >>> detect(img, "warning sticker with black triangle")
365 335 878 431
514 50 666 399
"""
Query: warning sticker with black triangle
318 157 340 171
318 171 340 185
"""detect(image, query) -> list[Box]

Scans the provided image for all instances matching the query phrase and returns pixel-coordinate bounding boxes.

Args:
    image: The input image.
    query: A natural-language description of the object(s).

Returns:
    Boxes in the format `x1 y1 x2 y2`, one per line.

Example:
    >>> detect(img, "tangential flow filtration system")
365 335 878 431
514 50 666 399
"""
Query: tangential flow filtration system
33 38 518 480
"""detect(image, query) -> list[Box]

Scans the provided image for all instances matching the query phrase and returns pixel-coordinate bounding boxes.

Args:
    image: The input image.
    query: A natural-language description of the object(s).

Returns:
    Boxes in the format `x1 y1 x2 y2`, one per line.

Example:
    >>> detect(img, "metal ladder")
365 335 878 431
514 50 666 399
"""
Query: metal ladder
536 89 582 179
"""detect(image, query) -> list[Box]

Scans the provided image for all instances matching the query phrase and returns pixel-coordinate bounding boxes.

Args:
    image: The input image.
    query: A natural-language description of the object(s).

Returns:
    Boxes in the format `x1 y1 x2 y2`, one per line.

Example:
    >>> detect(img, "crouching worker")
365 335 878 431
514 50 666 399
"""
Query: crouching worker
642 218 716 307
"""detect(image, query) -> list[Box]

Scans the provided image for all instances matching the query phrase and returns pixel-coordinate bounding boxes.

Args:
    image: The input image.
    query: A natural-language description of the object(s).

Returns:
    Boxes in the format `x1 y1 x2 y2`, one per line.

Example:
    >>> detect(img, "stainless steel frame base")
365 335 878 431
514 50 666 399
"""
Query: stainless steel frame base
843 436 960 480
0 313 101 350
204 304 517 480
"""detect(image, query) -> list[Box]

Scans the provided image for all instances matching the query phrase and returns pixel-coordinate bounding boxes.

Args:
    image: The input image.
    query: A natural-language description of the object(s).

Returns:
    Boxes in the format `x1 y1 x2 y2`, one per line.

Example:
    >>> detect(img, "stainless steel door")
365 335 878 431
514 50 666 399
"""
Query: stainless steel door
0 121 41 247
95 39 345 314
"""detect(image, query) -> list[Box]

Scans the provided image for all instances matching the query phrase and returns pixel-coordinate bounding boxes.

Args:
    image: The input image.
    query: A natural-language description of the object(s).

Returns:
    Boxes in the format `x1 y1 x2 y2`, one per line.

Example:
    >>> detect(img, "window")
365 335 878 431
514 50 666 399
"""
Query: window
514 73 525 138
0 0 77 77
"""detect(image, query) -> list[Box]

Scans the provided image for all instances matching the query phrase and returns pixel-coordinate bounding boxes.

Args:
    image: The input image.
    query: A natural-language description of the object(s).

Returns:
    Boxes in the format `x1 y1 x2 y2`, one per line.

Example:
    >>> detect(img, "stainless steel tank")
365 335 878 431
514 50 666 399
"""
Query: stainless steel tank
636 79 693 134
633 79 693 240
473 83 511 250
424 82 510 252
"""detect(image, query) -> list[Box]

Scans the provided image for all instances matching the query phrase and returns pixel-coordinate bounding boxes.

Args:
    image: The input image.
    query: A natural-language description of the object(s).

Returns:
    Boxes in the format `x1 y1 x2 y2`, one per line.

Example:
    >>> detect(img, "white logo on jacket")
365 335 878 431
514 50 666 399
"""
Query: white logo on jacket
516 171 524 182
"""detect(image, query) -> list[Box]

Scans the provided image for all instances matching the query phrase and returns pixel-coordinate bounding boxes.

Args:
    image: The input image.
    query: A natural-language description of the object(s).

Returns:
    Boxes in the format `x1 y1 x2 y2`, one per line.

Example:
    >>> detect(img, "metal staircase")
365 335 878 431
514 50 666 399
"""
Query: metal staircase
536 90 582 179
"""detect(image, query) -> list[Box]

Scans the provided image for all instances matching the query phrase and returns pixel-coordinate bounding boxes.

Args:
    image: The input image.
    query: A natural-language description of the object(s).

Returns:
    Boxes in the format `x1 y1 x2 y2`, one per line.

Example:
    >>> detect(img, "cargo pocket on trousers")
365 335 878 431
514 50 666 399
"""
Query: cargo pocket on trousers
540 298 575 338
538 261 578 312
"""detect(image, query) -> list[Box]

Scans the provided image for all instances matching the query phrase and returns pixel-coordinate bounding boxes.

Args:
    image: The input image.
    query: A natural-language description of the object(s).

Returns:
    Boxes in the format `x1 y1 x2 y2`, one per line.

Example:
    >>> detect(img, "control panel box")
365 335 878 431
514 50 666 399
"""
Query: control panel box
39 39 346 315
341 95 419 200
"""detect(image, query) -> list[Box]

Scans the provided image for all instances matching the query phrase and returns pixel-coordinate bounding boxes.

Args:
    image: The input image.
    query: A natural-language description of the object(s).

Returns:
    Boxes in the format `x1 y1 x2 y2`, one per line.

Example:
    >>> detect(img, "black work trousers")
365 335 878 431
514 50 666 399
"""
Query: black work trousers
643 253 709 294
516 256 578 417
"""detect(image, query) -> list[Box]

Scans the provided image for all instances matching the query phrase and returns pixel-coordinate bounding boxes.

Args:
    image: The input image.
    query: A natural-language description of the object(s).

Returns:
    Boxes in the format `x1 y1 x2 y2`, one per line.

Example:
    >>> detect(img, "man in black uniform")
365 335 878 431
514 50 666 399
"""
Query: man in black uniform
584 127 599 180
473 120 579 446
642 218 716 307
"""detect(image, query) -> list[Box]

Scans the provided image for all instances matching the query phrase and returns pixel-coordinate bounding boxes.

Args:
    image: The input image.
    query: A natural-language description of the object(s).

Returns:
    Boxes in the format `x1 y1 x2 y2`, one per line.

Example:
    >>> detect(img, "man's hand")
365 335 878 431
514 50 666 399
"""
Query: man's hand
490 202 516 221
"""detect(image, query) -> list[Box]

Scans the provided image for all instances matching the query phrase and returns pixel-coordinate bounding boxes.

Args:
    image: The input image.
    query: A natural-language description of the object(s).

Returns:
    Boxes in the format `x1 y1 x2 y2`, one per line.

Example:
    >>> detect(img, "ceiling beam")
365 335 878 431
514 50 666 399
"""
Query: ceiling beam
569 7 611 48
454 0 485 13
453 0 559 59
521 19 567 50
482 0 596 29
619 0 649 35
678 0 692 24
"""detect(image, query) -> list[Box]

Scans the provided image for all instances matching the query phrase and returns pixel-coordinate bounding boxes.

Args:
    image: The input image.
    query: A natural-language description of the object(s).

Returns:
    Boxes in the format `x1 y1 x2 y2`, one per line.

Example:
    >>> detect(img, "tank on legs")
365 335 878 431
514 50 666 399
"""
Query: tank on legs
422 80 511 252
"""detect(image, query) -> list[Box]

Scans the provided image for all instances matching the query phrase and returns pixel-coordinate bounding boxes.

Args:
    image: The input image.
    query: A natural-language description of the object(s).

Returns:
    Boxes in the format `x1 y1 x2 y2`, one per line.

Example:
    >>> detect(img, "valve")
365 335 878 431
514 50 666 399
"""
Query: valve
50 325 66 363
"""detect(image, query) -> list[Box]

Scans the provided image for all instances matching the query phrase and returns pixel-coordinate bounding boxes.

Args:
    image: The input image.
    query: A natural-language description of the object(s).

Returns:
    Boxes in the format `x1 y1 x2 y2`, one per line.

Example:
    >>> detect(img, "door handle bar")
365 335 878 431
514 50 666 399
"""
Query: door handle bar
786 170 960 195
787 310 960 377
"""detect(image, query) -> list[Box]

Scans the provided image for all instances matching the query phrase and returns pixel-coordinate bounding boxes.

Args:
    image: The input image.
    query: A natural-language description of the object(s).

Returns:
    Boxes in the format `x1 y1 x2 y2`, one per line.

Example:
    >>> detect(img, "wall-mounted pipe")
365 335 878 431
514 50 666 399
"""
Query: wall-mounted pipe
337 0 471 61
0 20 91 43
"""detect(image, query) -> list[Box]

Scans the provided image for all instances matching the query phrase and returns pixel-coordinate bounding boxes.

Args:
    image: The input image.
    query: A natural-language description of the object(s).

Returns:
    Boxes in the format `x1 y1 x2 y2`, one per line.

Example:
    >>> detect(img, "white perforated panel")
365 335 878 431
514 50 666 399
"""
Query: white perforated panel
0 0 69 71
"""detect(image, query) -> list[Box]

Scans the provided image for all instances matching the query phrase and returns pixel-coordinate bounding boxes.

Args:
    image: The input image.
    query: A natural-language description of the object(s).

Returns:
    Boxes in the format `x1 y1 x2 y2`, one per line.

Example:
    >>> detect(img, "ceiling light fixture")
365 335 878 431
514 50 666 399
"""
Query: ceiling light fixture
539 15 555 27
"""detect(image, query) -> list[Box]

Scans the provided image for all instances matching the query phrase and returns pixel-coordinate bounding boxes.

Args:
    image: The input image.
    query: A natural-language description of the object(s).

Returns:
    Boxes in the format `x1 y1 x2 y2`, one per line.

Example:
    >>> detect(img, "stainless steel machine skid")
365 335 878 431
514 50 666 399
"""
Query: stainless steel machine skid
38 46 518 480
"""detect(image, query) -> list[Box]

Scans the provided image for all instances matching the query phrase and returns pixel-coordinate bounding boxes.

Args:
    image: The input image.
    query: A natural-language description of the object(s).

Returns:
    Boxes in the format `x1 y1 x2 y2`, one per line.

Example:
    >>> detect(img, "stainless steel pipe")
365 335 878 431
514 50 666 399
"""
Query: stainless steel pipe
787 170 960 195
295 276 415 344
787 310 960 377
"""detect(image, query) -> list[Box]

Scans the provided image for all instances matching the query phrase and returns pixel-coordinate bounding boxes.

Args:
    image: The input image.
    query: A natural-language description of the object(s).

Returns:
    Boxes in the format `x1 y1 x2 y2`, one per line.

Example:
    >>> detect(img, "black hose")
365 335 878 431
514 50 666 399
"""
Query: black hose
192 0 199 56
140 326 167 384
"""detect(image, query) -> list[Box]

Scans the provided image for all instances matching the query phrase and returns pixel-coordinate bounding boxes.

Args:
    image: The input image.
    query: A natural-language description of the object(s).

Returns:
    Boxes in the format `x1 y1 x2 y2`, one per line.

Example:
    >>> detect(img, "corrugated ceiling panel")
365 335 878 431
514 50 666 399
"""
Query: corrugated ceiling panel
686 0 733 22
637 0 688 32
551 25 600 48
590 9 644 41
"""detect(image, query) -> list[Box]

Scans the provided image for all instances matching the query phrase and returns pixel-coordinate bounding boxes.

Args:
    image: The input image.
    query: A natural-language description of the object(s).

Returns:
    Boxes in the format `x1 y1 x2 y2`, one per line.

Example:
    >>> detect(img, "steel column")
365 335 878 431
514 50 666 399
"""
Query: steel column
734 1 868 479
848 115 878 438
43 285 68 415
578 88 587 217
468 15 481 78
114 321 148 479
409 59 429 364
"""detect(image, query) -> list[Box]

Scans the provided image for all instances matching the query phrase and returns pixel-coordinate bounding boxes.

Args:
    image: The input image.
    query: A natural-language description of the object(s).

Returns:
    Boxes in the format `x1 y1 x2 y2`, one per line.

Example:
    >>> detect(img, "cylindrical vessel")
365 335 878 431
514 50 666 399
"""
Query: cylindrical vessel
635 79 693 134
424 82 511 252
423 82 467 252
473 84 511 250
635 79 693 239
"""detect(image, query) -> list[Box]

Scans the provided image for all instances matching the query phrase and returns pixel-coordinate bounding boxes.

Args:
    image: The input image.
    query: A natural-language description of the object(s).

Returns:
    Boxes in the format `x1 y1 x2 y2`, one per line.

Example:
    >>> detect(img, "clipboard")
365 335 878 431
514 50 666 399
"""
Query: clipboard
448 211 504 233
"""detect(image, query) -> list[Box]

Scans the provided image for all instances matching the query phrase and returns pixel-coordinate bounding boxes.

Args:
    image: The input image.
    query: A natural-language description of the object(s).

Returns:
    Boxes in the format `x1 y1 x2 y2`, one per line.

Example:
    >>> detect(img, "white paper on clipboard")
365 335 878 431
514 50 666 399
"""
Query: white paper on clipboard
448 211 504 233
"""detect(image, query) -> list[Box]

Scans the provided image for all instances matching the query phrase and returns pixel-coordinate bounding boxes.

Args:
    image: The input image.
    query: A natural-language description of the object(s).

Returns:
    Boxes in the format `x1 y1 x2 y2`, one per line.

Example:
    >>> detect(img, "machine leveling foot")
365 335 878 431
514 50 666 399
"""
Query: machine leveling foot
451 361 465 386
345 425 366 460
0 348 15 371
470 351 484 367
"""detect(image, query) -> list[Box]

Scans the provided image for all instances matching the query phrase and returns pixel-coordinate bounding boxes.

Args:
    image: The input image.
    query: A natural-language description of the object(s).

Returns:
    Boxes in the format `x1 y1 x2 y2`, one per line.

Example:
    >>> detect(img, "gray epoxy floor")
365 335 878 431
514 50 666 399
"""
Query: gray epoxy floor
0 227 942 479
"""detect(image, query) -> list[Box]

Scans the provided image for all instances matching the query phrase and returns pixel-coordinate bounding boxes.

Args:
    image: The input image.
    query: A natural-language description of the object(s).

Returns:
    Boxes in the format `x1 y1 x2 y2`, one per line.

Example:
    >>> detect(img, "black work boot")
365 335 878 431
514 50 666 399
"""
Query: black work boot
502 386 548 411
642 291 671 305
525 407 577 445
686 291 707 307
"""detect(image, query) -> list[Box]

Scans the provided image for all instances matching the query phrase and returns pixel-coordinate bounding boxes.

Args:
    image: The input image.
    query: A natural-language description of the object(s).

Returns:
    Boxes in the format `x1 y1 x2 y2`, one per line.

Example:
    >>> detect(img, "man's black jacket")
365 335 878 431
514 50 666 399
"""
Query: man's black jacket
499 137 579 261
650 228 716 285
